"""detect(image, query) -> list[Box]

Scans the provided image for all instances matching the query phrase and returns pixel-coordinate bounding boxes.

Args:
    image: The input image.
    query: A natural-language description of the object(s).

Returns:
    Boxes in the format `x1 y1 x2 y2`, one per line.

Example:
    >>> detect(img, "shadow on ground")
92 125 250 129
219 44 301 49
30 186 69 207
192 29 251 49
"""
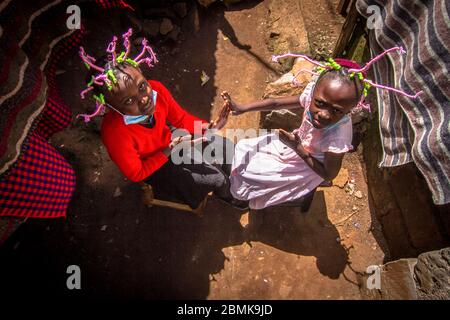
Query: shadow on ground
0 0 349 299
247 191 349 279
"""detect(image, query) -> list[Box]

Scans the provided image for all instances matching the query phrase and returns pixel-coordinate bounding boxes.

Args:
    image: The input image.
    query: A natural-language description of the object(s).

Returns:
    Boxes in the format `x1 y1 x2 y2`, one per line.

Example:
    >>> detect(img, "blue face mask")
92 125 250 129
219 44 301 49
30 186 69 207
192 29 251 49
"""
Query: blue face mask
107 91 158 125
307 109 347 131
123 114 151 125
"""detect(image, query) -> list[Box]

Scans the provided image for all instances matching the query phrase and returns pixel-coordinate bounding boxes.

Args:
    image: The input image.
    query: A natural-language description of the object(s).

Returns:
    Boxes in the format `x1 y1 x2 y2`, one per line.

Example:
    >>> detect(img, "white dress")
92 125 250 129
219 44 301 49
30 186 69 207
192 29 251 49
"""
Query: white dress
229 81 353 209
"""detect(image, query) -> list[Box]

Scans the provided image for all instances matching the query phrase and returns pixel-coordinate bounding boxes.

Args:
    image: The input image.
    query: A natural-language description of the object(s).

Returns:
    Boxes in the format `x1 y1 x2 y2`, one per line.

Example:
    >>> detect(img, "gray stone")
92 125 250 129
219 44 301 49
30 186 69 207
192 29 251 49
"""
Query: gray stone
381 259 418 299
263 58 315 99
351 107 369 125
414 247 450 300
263 109 302 132
159 18 174 35
261 59 315 131
263 73 304 99
359 258 418 300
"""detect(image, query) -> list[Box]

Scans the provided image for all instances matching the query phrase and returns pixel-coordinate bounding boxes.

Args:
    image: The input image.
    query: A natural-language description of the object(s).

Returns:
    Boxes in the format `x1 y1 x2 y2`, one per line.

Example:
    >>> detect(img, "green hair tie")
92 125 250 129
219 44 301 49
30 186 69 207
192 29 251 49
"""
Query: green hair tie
364 82 371 96
316 66 326 74
125 58 138 67
363 82 372 96
326 58 341 70
87 76 94 87
93 93 105 104
116 51 125 64
106 69 117 84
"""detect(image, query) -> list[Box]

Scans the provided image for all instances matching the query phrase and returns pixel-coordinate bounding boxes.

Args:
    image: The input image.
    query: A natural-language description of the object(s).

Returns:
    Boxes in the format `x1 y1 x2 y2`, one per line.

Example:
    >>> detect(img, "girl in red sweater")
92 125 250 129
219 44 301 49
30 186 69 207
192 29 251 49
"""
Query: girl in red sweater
78 29 245 211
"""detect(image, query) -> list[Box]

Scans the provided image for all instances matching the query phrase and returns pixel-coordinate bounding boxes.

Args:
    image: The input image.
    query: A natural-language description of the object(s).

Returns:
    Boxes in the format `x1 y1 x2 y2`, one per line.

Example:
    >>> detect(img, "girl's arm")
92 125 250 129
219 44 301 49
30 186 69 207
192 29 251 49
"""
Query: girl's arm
221 91 301 115
296 146 344 181
278 129 344 181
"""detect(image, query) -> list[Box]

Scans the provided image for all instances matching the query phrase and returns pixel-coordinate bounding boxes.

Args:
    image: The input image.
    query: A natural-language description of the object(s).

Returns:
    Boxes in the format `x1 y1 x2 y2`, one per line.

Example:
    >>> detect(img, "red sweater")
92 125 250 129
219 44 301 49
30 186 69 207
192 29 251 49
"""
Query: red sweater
101 80 208 182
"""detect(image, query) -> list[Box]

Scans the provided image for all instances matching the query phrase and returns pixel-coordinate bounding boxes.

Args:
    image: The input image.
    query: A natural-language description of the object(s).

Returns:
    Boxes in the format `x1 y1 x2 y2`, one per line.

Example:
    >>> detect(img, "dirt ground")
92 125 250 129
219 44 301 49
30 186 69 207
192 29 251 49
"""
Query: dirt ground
0 0 388 299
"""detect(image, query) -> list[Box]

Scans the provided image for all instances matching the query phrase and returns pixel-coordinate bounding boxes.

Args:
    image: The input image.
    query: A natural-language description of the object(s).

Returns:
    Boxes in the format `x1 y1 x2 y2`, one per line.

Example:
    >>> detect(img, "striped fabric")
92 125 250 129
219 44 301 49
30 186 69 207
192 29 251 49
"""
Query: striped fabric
0 0 72 177
0 0 134 220
0 1 83 218
0 29 81 218
356 0 450 205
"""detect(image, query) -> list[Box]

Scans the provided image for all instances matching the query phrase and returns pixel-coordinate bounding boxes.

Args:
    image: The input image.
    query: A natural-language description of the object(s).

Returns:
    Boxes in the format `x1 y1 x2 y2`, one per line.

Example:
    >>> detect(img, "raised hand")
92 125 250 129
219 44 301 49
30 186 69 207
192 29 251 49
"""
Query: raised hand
220 91 243 115
205 101 231 130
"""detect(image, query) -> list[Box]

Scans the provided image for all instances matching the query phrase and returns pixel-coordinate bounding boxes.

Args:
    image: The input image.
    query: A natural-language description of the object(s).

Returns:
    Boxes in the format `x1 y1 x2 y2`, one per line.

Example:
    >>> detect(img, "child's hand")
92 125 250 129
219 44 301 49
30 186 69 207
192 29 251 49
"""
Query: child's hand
221 91 243 115
276 129 310 158
276 128 298 149
204 102 231 130
169 134 206 149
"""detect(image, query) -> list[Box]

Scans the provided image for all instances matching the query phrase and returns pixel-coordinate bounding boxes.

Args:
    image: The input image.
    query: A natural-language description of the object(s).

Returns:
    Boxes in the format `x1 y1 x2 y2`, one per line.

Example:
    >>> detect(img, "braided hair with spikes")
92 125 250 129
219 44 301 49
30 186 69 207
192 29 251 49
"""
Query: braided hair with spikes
272 47 423 112
78 28 158 122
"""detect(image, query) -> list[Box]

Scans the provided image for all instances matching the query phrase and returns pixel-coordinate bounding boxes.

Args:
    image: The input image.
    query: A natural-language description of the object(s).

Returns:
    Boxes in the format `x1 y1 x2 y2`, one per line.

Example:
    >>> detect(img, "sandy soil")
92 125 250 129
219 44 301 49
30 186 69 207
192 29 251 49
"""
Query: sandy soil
0 0 388 299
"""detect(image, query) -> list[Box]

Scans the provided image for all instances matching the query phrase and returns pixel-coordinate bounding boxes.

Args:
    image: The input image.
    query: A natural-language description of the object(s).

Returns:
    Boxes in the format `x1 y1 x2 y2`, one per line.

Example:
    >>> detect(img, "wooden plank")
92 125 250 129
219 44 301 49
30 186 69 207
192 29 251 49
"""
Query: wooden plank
337 0 351 17
333 0 361 57
151 199 193 212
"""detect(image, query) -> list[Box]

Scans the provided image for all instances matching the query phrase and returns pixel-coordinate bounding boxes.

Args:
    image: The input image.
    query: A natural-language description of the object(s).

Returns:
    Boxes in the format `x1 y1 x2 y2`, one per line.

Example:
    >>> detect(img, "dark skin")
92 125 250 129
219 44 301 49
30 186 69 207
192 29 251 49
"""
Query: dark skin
104 65 155 117
102 64 231 156
221 76 358 181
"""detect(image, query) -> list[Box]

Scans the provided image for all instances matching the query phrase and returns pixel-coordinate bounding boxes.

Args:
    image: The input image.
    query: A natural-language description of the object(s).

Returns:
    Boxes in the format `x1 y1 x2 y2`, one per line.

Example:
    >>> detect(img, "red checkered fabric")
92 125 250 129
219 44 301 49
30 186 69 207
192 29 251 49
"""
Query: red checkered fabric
95 0 134 11
0 28 85 218
0 130 76 218
0 0 128 219
36 28 85 140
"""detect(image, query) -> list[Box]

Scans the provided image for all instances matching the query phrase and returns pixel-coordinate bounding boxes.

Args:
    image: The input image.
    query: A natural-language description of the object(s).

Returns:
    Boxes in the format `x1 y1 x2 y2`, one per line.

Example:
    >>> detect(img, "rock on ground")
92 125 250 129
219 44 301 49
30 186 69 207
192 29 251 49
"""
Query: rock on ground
414 247 450 300
261 58 314 131
263 109 302 131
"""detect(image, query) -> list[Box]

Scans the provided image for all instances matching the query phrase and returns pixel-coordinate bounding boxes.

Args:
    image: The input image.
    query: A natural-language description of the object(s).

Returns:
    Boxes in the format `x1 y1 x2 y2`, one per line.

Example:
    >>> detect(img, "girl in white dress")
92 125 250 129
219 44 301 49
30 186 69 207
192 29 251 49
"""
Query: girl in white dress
222 50 422 210
222 58 364 209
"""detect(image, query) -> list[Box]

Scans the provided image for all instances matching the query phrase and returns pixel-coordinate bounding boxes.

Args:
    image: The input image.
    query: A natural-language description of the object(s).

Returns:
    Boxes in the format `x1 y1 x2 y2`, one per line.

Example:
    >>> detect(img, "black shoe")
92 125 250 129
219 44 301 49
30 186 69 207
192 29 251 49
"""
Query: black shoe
216 196 249 210
229 199 250 210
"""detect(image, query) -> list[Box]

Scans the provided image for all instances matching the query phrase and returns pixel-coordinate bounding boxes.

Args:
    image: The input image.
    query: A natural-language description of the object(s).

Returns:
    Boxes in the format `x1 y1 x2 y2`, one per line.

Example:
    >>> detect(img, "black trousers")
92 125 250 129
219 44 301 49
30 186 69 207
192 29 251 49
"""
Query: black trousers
144 134 234 209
